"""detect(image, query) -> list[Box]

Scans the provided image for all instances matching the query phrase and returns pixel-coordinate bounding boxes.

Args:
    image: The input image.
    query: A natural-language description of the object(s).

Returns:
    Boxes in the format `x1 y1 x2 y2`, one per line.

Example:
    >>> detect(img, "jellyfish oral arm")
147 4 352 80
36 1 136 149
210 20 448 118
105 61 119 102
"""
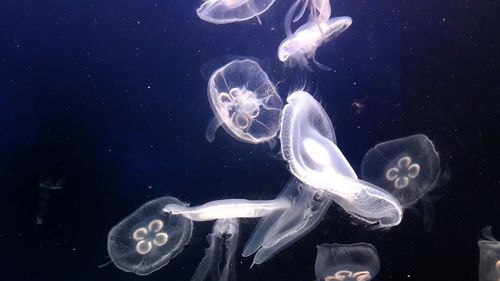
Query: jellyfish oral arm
163 198 291 221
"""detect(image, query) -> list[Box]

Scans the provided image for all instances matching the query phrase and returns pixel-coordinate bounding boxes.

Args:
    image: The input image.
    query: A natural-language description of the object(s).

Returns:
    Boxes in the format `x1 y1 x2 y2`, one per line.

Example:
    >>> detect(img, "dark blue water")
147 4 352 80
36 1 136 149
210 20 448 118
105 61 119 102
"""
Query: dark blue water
1 0 499 280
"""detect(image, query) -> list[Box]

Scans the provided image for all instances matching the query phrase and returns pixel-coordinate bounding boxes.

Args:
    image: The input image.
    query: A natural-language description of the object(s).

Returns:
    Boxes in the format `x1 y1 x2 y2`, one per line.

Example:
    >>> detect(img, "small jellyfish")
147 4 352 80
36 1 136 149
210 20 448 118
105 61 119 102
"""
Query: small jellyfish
196 0 275 24
280 90 402 228
205 59 283 145
243 177 332 265
163 197 291 221
478 226 500 281
361 134 447 231
191 219 240 281
278 0 352 71
107 196 193 275
315 243 380 281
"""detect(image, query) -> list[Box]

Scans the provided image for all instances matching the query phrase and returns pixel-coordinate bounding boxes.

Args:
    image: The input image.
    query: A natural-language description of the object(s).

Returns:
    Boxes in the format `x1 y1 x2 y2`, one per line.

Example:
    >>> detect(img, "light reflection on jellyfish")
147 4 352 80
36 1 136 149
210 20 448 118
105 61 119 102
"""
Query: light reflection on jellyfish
107 196 193 275
243 177 332 265
315 243 380 281
197 0 276 24
280 90 402 228
278 0 352 71
191 219 240 281
478 226 500 281
361 134 448 231
205 59 283 145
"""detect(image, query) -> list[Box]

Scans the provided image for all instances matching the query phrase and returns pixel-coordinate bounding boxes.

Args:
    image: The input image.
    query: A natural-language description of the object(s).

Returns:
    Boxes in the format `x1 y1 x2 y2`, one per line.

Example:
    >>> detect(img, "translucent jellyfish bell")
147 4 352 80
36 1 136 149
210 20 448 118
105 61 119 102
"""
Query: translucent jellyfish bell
361 134 445 231
197 0 275 24
478 226 500 281
280 90 402 228
191 219 240 281
107 196 193 275
315 243 380 281
205 59 283 144
243 177 332 265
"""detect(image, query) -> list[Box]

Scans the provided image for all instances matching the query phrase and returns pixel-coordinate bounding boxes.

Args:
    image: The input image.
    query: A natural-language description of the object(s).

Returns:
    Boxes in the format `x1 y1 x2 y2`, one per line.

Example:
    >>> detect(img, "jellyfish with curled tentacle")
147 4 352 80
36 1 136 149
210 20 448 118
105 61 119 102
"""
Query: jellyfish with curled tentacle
478 226 500 281
361 134 448 231
197 0 275 24
315 243 380 281
205 59 283 145
191 218 240 281
107 196 193 275
280 90 403 228
278 0 352 71
243 177 332 266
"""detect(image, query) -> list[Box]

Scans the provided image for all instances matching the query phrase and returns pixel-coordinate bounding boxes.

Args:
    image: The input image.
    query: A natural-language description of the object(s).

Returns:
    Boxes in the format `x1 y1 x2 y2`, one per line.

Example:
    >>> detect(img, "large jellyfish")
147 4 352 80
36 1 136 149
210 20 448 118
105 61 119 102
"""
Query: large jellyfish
478 226 500 281
278 0 352 71
107 196 193 275
280 90 403 228
361 134 447 231
315 243 380 281
191 219 240 281
243 177 332 265
197 0 275 24
205 59 283 145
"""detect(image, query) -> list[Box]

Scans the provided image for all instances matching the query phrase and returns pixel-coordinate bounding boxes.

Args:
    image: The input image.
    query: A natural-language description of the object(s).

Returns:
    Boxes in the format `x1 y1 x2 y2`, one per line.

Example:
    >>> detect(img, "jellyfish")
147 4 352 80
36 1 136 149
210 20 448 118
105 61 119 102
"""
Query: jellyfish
191 219 240 281
205 59 283 145
163 197 291 221
196 0 275 24
315 243 380 281
280 90 403 228
478 226 500 281
107 196 193 275
243 177 332 265
361 134 447 231
278 0 352 71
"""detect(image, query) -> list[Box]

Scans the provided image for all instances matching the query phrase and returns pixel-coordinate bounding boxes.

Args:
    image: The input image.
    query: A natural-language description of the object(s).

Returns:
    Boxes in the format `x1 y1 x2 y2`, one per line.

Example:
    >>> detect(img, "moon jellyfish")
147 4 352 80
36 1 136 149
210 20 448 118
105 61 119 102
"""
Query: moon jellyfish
361 134 446 231
205 59 283 145
243 177 332 265
197 0 275 24
278 0 352 71
280 90 402 227
478 226 500 281
163 197 291 221
107 196 193 275
315 243 380 281
191 219 240 281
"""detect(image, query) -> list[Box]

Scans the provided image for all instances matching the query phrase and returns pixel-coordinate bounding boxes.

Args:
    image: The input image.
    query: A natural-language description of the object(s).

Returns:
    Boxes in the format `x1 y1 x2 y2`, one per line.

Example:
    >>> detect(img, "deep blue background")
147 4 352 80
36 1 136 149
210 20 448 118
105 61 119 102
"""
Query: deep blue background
0 0 499 280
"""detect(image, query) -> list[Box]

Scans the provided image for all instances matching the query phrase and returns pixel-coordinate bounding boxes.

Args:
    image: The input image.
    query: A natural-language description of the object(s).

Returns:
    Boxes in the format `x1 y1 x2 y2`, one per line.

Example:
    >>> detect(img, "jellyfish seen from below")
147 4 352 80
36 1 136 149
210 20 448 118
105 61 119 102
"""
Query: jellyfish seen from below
197 0 275 24
107 196 193 275
361 134 446 231
205 59 283 145
243 177 332 265
280 90 403 228
478 226 500 281
278 0 352 71
315 243 380 281
191 219 240 281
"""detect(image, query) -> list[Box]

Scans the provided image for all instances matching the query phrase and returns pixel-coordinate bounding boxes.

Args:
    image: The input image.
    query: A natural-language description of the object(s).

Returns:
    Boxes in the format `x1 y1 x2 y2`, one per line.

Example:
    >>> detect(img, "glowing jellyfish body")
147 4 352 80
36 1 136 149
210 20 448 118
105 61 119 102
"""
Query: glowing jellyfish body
361 134 444 231
280 90 402 227
478 226 500 281
107 197 193 275
278 0 352 71
315 243 380 281
197 0 275 24
243 177 332 265
206 59 283 144
191 219 240 281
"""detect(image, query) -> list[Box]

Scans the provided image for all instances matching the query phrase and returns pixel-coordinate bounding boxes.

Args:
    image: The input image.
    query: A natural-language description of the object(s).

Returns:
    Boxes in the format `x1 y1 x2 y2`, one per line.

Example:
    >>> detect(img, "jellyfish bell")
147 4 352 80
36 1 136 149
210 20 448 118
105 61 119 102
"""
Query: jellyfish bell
315 243 380 281
197 0 276 24
205 59 283 145
107 196 193 275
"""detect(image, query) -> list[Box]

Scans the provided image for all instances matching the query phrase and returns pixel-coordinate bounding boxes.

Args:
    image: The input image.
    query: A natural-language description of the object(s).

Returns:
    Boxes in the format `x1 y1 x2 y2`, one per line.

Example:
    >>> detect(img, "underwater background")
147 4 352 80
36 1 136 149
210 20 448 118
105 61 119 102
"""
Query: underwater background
1 0 499 280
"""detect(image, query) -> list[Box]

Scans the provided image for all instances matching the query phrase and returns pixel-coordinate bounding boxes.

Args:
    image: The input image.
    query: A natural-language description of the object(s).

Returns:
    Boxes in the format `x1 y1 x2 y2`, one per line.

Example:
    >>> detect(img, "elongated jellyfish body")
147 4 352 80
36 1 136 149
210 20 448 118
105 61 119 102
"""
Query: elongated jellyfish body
478 226 500 281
